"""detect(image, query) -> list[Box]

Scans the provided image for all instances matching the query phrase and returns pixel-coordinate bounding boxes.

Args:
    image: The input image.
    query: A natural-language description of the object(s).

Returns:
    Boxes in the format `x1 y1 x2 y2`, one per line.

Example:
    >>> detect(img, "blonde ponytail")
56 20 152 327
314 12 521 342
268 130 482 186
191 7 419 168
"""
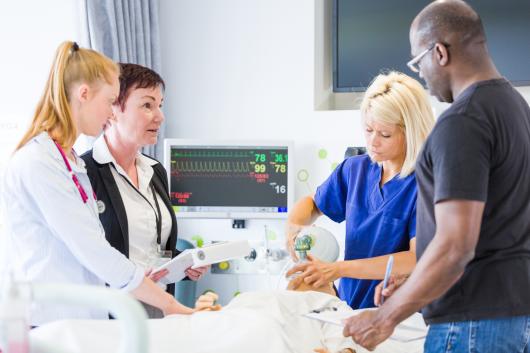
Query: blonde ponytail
16 41 119 152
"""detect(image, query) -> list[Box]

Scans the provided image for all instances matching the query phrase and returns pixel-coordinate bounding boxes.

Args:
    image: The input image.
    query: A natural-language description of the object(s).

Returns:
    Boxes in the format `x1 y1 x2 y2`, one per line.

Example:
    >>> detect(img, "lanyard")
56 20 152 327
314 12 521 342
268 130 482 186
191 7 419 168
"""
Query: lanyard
54 141 95 204
150 183 163 247
115 168 163 247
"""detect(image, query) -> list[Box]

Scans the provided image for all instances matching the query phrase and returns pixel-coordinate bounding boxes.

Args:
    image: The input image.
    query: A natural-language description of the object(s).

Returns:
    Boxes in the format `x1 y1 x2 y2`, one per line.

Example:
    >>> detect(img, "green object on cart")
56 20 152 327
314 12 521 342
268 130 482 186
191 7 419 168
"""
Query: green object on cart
191 235 204 248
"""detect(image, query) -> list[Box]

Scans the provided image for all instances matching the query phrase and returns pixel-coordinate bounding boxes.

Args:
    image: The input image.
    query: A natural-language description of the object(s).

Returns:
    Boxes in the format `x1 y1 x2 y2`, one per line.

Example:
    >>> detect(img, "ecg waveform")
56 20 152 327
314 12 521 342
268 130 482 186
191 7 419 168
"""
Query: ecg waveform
172 150 251 159
171 160 251 174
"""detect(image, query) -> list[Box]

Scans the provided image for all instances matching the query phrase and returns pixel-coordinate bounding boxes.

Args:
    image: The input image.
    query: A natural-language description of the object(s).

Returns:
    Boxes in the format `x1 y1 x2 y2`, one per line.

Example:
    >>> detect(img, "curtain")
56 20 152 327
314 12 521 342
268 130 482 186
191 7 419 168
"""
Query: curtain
80 0 164 159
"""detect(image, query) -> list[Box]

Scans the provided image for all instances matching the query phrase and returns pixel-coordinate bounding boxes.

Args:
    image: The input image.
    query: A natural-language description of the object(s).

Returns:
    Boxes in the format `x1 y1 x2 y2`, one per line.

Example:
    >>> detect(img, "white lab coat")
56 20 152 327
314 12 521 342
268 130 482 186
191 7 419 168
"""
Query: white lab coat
0 132 144 326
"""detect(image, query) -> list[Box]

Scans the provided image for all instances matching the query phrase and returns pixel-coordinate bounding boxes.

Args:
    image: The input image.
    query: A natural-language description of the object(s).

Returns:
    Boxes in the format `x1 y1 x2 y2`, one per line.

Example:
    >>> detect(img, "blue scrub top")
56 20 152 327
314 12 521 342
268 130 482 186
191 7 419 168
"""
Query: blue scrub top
314 154 416 309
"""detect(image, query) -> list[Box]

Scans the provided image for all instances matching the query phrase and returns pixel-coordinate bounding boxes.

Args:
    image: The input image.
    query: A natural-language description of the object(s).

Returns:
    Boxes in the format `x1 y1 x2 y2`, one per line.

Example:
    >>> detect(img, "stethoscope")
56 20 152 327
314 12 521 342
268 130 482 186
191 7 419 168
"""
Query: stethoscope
54 140 95 204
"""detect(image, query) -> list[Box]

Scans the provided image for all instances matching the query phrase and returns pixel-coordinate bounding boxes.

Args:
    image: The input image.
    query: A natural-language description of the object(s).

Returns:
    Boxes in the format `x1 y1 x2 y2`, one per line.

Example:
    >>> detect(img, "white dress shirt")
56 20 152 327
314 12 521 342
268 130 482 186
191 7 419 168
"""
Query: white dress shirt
0 132 144 325
92 136 172 270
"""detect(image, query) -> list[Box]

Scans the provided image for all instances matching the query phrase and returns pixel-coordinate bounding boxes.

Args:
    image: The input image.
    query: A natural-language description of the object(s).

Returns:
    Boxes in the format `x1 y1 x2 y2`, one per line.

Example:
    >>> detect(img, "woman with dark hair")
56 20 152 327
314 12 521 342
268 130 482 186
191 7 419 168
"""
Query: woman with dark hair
82 63 206 318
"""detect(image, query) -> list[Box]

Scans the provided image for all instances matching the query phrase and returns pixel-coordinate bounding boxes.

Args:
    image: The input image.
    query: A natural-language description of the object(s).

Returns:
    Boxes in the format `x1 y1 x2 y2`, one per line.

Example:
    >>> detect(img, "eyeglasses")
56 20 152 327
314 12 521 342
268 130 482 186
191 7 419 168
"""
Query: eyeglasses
407 43 436 73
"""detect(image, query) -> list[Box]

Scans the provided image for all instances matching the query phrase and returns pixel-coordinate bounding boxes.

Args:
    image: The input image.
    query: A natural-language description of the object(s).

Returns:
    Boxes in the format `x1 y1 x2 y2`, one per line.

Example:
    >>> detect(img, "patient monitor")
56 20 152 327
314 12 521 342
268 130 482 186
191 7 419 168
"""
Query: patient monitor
163 139 295 303
163 139 294 220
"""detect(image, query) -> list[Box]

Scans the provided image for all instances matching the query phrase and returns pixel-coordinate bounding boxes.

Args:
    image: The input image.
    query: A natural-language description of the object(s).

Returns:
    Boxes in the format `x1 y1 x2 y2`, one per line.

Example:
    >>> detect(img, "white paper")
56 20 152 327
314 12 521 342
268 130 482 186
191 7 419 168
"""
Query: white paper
389 313 427 342
303 310 352 326
302 310 427 343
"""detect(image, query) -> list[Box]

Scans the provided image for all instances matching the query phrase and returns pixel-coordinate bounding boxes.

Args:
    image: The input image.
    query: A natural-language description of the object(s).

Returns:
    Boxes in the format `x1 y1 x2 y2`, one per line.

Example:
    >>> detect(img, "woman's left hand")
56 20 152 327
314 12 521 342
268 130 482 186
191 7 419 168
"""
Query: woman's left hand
185 265 209 281
286 254 340 288
145 268 169 283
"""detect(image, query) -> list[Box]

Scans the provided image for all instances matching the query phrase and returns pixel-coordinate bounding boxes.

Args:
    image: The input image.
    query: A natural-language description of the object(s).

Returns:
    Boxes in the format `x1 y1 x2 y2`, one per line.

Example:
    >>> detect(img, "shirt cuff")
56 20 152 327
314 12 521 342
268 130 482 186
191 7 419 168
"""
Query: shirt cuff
119 266 144 292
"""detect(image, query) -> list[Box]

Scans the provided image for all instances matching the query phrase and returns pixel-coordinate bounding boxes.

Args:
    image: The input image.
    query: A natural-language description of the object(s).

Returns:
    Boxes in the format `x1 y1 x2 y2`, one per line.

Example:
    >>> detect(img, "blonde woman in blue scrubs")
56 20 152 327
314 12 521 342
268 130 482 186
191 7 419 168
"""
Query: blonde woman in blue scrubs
0 41 194 326
286 71 434 309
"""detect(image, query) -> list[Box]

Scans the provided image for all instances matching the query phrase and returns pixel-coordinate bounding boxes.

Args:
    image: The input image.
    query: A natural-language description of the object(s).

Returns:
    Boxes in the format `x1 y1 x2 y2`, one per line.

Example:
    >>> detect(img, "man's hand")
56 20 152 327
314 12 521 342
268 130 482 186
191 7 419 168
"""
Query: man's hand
285 254 339 287
342 310 395 351
373 274 408 306
145 268 169 283
185 265 209 281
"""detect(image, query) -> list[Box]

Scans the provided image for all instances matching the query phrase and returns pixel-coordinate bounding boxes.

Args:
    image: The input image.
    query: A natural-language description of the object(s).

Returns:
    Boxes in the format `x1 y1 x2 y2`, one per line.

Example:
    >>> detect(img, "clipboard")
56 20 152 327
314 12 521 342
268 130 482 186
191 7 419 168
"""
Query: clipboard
154 240 251 285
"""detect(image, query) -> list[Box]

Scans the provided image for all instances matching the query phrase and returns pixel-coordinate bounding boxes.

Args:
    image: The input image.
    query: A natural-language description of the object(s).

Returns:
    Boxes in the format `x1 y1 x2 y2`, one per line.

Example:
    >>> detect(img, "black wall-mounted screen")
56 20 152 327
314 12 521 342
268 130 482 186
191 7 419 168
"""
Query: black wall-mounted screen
333 0 530 92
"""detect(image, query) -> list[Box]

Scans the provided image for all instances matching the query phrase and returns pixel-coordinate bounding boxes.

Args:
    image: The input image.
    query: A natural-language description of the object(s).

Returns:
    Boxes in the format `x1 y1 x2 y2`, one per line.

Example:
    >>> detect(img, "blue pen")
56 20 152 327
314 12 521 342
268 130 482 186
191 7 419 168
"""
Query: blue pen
380 255 394 305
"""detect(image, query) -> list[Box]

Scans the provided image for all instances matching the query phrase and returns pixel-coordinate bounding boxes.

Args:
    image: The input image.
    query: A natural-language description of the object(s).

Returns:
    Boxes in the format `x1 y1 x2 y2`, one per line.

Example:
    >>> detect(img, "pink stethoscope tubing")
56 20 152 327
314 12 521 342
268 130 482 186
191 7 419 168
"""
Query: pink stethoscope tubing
54 141 95 203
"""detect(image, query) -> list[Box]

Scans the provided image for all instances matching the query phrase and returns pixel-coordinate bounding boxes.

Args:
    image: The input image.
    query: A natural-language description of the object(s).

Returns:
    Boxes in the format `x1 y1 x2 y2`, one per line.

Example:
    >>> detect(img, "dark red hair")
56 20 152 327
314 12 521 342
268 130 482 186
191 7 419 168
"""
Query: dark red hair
115 63 165 111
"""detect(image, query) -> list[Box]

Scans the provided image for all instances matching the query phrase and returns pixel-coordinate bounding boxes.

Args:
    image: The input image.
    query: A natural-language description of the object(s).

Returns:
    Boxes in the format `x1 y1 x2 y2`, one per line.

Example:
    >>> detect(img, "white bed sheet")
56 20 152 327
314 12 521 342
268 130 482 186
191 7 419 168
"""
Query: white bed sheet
30 291 426 353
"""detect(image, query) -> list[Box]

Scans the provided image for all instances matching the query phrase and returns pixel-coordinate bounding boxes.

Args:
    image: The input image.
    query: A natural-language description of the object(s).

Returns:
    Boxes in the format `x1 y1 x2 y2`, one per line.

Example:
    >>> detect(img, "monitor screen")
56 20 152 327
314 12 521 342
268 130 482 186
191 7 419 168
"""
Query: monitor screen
333 0 530 92
164 139 294 219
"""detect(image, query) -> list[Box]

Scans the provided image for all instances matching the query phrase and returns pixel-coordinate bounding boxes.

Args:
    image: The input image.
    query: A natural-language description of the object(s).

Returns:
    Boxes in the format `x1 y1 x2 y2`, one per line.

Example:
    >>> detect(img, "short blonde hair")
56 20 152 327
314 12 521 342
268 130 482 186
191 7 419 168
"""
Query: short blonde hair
360 71 434 177
16 41 119 151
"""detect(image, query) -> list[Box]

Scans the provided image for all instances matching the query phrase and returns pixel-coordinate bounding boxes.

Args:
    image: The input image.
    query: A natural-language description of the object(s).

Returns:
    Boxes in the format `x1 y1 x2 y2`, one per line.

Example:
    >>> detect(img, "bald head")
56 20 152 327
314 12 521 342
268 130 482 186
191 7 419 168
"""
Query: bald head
412 0 486 48
409 1 500 103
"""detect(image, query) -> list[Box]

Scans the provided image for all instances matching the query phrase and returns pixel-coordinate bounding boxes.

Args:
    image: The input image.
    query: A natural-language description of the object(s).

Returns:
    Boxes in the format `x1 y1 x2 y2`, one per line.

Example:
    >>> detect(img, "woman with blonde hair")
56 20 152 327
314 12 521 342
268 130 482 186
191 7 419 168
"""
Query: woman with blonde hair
286 71 434 309
0 41 194 326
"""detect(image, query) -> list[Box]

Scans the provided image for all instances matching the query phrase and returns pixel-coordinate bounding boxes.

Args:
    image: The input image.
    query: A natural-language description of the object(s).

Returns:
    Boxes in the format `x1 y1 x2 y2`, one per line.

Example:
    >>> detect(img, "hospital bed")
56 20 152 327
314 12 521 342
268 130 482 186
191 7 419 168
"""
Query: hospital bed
30 290 426 353
28 283 148 353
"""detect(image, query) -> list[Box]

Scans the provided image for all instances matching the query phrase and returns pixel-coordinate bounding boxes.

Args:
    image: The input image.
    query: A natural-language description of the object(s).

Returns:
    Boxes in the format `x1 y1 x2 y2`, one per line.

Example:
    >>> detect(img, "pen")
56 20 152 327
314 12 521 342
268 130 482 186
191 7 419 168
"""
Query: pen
380 255 394 305
310 306 338 314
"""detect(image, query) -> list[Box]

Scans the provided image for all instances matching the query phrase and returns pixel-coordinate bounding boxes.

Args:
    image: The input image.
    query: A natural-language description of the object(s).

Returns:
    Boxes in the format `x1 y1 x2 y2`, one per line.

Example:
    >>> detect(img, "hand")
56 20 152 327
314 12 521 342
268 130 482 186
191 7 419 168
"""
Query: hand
342 310 395 351
374 274 408 306
145 268 169 283
285 254 339 288
185 265 209 281
285 223 303 261
194 291 222 311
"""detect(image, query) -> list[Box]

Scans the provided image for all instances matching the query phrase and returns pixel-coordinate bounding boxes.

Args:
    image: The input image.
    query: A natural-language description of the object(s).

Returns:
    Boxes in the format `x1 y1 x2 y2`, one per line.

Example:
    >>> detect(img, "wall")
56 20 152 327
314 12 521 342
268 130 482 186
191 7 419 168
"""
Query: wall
158 0 361 300
158 1 359 221
0 0 80 167
0 0 80 237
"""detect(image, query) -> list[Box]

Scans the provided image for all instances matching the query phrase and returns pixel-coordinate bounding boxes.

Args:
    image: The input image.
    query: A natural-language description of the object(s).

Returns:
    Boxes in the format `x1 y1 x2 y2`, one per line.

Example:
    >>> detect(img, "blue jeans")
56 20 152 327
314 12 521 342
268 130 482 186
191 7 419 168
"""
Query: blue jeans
424 316 530 353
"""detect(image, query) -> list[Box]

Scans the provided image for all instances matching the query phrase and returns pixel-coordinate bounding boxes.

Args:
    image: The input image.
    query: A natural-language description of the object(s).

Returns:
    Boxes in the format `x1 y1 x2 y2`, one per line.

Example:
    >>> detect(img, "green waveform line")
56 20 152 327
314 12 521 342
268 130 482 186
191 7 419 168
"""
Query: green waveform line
174 160 251 173
171 150 252 158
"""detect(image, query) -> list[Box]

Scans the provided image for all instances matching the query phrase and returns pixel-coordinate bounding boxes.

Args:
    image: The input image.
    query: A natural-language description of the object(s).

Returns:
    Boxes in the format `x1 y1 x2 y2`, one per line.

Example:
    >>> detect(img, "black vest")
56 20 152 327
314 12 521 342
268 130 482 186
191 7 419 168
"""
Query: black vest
81 150 179 294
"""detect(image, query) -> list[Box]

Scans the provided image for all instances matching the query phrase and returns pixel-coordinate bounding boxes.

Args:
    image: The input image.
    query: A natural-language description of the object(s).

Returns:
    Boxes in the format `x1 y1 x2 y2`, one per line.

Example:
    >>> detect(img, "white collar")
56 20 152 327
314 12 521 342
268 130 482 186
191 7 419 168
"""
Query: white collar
92 135 158 175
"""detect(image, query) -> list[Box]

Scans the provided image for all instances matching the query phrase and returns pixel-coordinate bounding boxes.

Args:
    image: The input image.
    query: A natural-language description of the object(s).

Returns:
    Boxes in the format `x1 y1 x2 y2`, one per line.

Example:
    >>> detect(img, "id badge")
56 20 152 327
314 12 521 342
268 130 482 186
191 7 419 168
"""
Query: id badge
157 245 172 262
147 246 171 269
